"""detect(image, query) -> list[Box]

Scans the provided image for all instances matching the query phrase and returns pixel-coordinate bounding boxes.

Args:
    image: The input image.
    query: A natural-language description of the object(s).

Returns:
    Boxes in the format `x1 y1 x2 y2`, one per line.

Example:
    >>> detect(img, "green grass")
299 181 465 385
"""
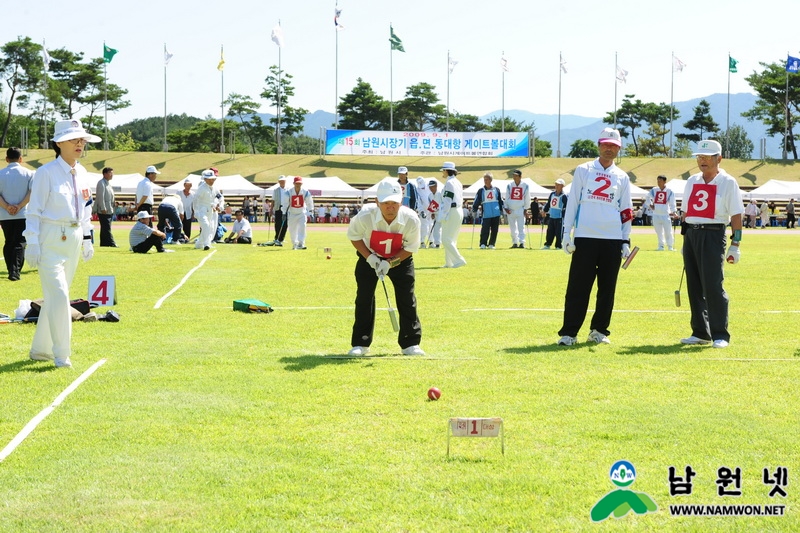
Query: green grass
1 224 799 531
18 149 800 189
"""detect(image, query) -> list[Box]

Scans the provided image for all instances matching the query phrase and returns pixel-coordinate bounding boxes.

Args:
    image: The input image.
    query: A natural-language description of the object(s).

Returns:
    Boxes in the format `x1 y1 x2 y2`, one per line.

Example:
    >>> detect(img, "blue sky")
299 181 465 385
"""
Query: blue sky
12 0 798 128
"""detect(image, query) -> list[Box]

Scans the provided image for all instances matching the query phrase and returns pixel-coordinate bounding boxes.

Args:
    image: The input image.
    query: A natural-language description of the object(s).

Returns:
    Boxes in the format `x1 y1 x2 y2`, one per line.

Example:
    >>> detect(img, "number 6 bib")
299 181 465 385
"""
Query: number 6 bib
685 183 717 219
370 230 403 259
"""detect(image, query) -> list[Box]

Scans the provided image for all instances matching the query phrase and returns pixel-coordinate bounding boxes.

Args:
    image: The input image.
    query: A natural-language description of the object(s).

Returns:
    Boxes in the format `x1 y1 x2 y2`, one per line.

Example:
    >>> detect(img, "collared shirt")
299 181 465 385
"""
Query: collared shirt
0 162 34 221
347 203 420 255
272 186 289 210
180 189 195 219
96 177 115 214
440 176 463 219
136 177 154 205
193 181 215 212
682 169 743 224
24 156 93 240
288 187 314 214
232 218 252 238
161 194 184 217
564 158 633 241
647 186 675 216
505 180 530 210
129 220 156 248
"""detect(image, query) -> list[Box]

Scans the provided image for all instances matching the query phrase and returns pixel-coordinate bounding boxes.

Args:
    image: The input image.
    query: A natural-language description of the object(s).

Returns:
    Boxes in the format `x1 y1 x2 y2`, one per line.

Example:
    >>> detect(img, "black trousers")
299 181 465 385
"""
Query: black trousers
480 216 500 246
157 204 183 242
545 217 563 248
274 210 288 242
182 217 193 238
132 234 165 254
787 213 796 228
351 254 421 349
98 213 116 246
683 227 729 342
139 203 153 215
559 238 622 337
1 218 26 279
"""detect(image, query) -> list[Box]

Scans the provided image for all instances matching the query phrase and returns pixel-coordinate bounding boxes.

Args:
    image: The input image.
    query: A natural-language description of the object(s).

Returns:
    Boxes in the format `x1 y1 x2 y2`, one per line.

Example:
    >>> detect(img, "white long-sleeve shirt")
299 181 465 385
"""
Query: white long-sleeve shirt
440 176 463 220
562 158 633 241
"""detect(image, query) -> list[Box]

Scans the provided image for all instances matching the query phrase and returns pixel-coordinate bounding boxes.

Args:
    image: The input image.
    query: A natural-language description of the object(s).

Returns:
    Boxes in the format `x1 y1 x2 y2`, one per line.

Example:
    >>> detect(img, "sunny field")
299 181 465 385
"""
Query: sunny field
0 223 798 532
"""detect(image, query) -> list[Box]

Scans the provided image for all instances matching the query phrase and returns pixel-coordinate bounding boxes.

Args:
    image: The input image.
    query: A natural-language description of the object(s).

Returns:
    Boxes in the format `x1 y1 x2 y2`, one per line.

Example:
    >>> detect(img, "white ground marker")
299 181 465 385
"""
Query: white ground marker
155 250 217 309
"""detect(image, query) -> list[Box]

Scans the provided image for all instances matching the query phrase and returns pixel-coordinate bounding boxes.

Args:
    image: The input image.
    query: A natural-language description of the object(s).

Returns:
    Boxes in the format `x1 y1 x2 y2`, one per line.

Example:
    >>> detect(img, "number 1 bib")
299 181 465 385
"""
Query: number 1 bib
370 230 403 259
291 194 304 208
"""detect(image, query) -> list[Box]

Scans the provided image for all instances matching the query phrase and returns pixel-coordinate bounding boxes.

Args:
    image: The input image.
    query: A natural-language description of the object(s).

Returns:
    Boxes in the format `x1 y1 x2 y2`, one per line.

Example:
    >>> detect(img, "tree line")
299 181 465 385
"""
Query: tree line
1 36 797 158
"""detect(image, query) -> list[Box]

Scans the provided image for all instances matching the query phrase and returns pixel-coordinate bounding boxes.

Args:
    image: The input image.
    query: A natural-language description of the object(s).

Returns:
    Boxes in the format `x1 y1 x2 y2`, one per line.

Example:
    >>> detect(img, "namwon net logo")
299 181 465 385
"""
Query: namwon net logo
591 460 658 522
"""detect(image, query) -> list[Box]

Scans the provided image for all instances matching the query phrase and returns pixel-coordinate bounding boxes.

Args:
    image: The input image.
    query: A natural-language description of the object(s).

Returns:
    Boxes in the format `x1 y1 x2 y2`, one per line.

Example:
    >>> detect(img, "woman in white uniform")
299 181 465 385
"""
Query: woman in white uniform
24 120 99 368
193 170 217 250
439 162 466 268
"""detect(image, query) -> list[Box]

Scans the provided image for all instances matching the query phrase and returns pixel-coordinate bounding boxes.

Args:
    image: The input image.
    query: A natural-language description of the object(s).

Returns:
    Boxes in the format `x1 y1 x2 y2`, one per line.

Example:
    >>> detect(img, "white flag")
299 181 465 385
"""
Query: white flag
616 65 628 83
271 25 285 48
501 56 509 72
42 47 51 71
335 8 344 30
560 57 567 74
673 56 686 72
449 57 458 74
164 48 174 66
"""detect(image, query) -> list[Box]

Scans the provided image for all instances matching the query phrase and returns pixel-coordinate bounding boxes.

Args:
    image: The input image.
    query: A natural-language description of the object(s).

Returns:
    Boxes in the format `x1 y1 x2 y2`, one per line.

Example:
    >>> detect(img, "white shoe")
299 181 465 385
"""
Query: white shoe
480 244 486 249
30 352 54 362
657 246 664 251
401 345 425 356
161 249 175 253
348 346 369 356
712 339 729 349
557 336 577 346
488 245 495 249
668 247 676 252
542 245 551 250
54 357 72 368
451 261 466 268
680 336 712 345
587 330 611 344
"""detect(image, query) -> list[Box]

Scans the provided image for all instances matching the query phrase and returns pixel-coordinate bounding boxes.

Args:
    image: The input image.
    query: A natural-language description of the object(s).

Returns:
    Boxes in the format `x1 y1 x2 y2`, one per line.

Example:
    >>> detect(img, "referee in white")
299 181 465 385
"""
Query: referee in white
24 120 100 368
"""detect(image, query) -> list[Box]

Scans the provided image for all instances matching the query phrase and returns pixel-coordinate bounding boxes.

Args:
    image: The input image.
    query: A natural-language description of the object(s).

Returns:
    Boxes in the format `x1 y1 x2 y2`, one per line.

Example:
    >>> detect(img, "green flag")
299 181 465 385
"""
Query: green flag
389 26 405 52
103 44 118 64
728 56 738 73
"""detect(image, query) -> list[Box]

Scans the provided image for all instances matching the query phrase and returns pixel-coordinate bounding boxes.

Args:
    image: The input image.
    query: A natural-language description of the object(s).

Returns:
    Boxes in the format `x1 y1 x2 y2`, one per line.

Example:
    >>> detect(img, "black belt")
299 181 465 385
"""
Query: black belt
688 223 725 230
451 203 457 207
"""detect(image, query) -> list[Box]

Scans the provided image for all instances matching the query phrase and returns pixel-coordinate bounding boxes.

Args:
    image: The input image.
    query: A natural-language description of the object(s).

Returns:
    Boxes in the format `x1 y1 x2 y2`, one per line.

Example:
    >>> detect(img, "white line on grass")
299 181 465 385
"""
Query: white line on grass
0 358 107 463
155 250 217 309
462 308 796 314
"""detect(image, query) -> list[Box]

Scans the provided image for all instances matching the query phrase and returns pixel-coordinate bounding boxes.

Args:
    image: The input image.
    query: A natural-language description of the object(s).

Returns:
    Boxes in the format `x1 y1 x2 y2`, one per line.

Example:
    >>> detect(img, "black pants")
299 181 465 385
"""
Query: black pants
139 203 153 215
274 210 288 242
787 213 796 228
182 217 193 239
157 204 183 242
559 238 622 337
98 213 116 246
545 217 563 248
351 254 421 349
683 227 729 342
132 234 165 254
1 218 26 279
480 216 500 246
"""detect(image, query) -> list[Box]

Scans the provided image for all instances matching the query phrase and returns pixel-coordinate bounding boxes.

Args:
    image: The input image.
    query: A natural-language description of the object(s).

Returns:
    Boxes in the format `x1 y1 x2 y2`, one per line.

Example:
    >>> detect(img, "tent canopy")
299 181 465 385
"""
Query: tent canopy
463 177 551 200
746 180 800 201
88 173 166 196
361 177 441 199
165 174 266 199
265 176 361 199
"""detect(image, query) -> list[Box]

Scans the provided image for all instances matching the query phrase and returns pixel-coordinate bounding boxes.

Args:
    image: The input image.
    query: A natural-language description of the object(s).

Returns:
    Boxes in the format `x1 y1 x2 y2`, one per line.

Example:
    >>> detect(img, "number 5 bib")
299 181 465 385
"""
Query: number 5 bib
685 183 717 219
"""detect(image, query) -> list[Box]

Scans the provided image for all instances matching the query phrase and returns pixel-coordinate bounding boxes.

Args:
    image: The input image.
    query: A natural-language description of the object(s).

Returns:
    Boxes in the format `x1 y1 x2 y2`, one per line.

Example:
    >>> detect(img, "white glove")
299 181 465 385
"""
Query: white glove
726 244 740 264
366 253 381 271
622 243 631 258
563 235 575 255
376 260 390 277
82 240 94 261
25 243 40 268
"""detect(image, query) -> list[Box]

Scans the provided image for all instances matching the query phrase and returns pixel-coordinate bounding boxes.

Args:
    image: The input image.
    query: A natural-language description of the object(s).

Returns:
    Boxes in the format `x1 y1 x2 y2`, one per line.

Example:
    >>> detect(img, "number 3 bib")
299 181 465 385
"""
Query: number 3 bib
370 230 403 259
685 183 717 219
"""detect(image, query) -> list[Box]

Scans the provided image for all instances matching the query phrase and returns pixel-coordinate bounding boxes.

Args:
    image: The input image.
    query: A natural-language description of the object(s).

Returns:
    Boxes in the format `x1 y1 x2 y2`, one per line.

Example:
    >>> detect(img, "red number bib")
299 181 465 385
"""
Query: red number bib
427 199 439 213
654 191 667 205
510 186 523 200
290 194 304 208
685 183 717 219
369 230 403 258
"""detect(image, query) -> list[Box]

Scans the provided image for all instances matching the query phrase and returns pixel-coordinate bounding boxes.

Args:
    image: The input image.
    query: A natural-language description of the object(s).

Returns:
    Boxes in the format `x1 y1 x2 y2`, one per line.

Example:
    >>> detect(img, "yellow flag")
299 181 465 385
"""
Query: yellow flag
217 50 225 71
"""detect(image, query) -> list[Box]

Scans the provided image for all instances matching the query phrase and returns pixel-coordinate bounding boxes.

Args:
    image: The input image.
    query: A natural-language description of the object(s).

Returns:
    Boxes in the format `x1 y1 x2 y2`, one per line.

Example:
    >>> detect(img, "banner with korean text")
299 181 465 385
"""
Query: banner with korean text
325 130 529 157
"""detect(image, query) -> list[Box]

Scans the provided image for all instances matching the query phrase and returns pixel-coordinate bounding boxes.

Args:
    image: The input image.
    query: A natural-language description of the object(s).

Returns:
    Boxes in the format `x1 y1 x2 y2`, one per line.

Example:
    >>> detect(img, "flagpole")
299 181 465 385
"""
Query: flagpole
614 52 618 129
390 24 394 131
334 1 339 129
670 52 675 158
784 51 790 160
446 50 450 132
501 51 505 133
220 45 225 154
163 43 168 152
557 52 563 158
42 39 48 148
726 52 731 159
277 28 282 155
103 41 109 151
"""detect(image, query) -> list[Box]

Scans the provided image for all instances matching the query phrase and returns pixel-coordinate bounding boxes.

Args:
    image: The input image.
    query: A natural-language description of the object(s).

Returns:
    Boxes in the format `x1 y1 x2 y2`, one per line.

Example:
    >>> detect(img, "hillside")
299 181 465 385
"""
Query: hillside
19 149 800 190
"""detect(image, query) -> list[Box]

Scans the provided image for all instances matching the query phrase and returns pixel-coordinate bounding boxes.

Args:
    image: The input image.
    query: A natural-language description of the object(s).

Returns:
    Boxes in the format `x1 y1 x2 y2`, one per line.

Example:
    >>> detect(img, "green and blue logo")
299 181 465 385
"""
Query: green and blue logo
591 461 658 522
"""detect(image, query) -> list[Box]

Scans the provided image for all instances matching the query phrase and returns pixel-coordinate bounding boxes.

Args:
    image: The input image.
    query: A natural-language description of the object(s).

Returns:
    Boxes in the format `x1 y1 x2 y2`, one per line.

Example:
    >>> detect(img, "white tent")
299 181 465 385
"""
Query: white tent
562 181 648 200
665 179 687 201
361 177 440 200
463 177 552 200
746 180 800 201
264 176 361 199
88 173 166 196
166 174 266 199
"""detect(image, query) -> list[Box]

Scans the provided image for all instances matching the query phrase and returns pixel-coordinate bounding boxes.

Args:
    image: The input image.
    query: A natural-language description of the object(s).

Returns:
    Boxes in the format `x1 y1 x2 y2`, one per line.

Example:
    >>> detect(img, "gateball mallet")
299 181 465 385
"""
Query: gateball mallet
675 267 685 307
379 274 400 332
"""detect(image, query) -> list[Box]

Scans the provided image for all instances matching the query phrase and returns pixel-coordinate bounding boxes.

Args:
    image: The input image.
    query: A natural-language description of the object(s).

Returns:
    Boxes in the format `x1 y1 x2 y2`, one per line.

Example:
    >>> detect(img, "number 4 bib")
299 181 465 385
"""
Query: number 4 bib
685 183 717 218
370 230 403 259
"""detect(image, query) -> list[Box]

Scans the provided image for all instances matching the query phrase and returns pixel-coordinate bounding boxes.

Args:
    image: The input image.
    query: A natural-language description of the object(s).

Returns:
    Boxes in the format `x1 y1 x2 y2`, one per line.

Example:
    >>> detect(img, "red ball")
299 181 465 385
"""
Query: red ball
326 255 331 259
427 387 441 401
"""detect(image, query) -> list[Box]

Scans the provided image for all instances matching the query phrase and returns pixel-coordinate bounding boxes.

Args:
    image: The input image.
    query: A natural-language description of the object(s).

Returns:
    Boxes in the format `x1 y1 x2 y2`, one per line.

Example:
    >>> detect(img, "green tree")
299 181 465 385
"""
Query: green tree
111 113 202 151
337 78 389 130
725 124 754 159
534 138 552 158
743 60 800 159
225 92 273 154
568 139 599 158
433 111 485 132
677 99 718 144
260 65 309 151
281 134 320 155
484 116 530 132
110 130 140 151
0 37 44 146
604 95 646 156
394 82 446 131
167 118 240 152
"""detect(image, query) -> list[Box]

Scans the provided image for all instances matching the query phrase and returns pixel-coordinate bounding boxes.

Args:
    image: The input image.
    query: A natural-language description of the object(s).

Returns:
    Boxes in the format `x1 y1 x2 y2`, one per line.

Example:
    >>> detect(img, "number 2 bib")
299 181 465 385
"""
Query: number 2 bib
370 230 403 259
685 183 717 219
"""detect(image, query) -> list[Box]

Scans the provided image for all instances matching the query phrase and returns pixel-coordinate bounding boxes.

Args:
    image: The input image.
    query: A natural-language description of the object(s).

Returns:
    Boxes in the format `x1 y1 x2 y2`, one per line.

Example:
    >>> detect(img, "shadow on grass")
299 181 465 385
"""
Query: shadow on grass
502 343 704 355
280 354 396 371
0 359 55 374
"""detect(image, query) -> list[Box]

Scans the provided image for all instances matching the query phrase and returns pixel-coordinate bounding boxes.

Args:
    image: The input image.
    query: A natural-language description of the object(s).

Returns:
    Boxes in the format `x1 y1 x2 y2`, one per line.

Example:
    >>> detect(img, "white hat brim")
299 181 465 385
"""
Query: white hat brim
53 131 102 143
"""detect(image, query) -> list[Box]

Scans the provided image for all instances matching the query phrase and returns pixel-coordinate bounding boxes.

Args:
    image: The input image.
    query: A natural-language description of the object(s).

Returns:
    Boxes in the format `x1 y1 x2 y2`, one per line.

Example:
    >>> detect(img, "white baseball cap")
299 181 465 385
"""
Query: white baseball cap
692 139 722 156
555 179 566 186
376 180 402 203
598 128 622 147
52 119 101 143
201 169 216 179
440 162 457 171
397 166 408 174
136 211 154 219
146 165 161 174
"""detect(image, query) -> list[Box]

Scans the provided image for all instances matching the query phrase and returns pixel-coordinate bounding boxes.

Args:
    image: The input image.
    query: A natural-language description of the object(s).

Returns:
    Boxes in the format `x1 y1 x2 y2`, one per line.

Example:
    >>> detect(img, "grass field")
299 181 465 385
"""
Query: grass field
1 223 799 532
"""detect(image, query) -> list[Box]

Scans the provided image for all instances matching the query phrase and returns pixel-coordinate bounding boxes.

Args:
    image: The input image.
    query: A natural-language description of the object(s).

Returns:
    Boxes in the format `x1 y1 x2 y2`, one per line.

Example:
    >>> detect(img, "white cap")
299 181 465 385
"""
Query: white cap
201 169 216 179
183 178 192 184
598 128 622 147
277 175 287 182
146 165 161 174
555 179 566 186
397 166 408 174
52 119 102 143
376 180 402 203
692 139 722 156
136 211 154 219
440 162 457 171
